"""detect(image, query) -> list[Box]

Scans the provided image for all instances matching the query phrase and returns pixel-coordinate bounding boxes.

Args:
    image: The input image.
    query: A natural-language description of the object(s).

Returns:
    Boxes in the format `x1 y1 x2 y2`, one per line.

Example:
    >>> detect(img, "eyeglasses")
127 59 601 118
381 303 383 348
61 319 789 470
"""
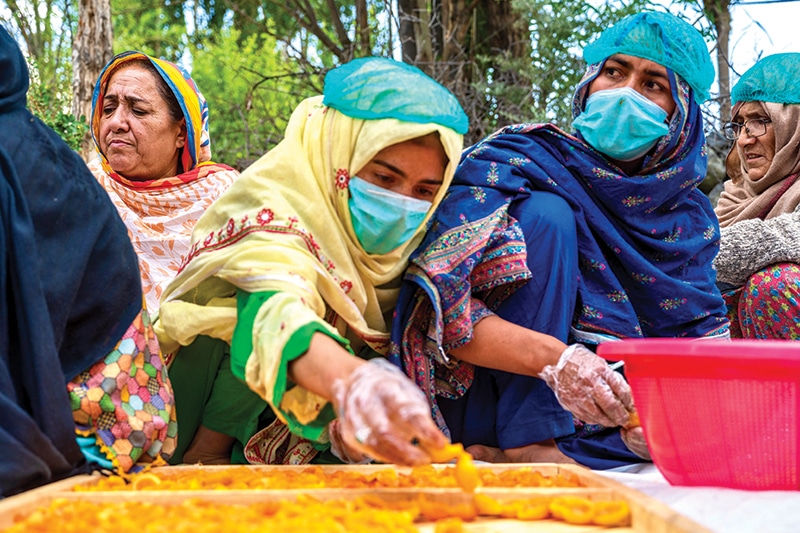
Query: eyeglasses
722 118 772 140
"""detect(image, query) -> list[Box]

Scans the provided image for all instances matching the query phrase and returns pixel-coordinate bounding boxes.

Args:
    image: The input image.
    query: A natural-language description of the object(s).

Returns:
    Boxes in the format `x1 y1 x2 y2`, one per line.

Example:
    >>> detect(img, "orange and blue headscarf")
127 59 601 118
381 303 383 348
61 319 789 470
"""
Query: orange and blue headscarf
91 51 213 187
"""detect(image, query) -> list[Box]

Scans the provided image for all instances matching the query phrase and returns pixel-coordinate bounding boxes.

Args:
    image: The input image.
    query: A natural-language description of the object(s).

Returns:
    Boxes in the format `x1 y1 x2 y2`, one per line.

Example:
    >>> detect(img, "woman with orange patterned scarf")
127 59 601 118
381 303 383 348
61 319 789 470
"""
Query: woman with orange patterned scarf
88 51 238 315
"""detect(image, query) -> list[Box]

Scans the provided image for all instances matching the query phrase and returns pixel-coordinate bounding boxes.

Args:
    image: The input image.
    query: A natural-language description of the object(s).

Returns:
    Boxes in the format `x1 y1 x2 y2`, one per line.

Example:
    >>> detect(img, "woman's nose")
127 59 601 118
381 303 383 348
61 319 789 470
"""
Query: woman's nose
105 108 129 131
737 131 756 146
400 185 416 197
387 182 415 198
622 78 646 97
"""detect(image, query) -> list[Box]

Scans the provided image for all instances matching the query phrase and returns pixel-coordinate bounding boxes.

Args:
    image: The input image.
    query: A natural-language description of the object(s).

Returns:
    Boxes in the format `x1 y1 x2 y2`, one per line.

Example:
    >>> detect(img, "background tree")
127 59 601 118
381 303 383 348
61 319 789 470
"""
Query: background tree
677 0 733 199
397 0 530 144
112 0 192 59
5 0 73 90
2 0 740 167
3 0 88 151
474 0 652 138
703 0 732 122
72 0 112 160
189 28 314 168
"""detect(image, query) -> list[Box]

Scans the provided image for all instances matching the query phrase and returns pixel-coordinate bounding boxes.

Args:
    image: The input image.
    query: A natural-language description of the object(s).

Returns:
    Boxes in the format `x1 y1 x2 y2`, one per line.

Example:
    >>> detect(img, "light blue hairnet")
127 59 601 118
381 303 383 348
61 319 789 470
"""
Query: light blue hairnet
322 57 469 134
731 53 800 105
583 11 714 104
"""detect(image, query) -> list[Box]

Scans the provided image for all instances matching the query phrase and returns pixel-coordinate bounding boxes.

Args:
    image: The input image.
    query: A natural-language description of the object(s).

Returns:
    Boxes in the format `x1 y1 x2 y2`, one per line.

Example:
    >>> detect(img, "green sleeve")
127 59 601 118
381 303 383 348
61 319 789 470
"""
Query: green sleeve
230 288 353 442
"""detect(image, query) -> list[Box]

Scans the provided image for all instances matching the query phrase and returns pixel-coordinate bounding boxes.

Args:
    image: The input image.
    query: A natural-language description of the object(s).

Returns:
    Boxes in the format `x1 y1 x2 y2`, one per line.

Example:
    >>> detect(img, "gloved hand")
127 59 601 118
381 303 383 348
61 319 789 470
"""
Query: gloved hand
620 425 651 460
539 344 634 427
331 358 447 465
328 419 371 464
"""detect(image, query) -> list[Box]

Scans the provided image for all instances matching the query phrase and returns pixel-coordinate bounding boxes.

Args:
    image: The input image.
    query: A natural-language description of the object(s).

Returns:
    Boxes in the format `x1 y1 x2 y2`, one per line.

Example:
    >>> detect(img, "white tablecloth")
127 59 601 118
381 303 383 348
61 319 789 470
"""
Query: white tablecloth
598 464 800 533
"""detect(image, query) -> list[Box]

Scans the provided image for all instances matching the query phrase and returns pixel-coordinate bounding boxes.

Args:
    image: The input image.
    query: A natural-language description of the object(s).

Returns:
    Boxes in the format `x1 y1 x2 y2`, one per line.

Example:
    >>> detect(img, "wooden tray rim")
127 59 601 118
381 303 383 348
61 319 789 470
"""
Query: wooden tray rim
0 463 711 533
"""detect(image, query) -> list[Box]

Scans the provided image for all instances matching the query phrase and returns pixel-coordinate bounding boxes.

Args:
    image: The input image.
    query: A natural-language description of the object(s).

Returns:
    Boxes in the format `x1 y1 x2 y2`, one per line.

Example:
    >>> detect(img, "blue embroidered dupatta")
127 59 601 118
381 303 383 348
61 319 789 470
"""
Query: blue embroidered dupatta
390 66 729 433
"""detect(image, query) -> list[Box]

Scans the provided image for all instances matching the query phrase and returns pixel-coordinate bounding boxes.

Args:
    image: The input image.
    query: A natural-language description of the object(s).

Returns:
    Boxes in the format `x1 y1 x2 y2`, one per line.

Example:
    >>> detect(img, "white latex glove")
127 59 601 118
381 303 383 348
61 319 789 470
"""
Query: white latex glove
539 344 634 427
328 419 372 464
331 358 447 465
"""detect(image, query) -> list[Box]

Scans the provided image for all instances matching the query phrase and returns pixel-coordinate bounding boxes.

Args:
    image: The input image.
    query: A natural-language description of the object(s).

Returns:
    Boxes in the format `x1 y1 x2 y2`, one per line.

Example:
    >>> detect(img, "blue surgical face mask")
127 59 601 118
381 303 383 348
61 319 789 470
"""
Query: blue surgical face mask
348 176 432 255
573 87 670 162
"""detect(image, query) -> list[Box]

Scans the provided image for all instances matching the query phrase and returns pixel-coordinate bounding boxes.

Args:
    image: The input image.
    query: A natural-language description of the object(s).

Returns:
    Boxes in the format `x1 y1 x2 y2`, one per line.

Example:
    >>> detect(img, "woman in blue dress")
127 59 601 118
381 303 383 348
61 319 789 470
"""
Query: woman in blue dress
390 11 729 469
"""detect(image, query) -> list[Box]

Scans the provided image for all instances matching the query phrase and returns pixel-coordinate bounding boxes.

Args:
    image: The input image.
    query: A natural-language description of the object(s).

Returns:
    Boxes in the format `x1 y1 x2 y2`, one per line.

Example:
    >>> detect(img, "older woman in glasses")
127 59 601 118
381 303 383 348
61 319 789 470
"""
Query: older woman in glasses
715 53 800 338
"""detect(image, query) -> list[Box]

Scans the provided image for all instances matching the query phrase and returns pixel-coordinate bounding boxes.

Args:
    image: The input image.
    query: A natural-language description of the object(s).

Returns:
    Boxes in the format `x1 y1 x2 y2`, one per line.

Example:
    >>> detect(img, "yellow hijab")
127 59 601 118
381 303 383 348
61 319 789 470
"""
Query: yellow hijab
156 88 464 355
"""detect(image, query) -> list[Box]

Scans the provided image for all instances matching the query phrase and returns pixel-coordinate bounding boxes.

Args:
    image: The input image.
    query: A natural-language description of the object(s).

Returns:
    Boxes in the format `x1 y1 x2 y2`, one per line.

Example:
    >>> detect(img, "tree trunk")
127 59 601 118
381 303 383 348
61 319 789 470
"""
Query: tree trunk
355 0 370 55
412 0 434 68
72 0 113 161
397 0 417 63
396 0 526 144
705 0 732 121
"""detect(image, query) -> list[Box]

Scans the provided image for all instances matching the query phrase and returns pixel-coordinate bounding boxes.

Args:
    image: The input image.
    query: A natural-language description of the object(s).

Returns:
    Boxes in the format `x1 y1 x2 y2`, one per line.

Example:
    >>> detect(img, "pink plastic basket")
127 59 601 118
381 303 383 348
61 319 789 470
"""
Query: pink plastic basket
598 339 800 490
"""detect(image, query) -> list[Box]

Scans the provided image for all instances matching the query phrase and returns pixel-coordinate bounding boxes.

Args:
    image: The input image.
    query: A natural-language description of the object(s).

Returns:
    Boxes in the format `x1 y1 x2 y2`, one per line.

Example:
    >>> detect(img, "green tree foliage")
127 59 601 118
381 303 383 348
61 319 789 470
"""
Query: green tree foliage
111 0 189 60
4 0 74 92
6 0 728 164
28 71 89 151
110 0 392 168
476 0 655 133
26 60 89 151
3 4 88 151
190 28 317 168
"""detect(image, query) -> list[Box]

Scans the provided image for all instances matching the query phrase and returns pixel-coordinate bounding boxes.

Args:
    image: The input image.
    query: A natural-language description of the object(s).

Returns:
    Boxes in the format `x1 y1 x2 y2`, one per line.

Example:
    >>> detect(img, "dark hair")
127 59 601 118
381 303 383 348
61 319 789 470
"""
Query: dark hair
112 58 184 125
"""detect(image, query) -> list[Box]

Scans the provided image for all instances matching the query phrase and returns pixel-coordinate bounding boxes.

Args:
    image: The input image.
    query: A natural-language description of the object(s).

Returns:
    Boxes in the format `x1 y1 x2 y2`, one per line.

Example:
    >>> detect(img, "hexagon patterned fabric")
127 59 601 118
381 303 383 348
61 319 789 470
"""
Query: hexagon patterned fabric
68 309 177 473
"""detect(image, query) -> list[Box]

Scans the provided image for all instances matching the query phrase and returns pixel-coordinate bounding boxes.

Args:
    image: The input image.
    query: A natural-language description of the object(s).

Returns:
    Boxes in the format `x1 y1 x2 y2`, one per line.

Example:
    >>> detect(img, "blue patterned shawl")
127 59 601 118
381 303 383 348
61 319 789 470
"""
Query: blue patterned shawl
389 63 729 434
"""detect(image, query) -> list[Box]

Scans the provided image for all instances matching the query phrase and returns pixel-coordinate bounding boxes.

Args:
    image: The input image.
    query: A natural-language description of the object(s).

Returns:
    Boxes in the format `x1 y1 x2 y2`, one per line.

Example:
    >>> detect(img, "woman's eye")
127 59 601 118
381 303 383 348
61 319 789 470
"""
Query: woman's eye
645 80 665 92
132 108 147 116
415 188 435 199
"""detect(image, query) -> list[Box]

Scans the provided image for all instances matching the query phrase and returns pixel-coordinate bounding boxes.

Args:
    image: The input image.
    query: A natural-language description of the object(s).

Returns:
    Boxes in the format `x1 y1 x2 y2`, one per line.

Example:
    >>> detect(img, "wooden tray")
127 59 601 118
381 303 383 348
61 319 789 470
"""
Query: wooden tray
0 464 710 533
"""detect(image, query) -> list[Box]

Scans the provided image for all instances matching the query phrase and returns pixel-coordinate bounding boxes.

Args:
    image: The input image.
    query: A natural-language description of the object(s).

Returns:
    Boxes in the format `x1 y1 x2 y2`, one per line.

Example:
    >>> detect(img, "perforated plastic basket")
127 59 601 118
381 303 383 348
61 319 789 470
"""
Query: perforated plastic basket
598 339 800 490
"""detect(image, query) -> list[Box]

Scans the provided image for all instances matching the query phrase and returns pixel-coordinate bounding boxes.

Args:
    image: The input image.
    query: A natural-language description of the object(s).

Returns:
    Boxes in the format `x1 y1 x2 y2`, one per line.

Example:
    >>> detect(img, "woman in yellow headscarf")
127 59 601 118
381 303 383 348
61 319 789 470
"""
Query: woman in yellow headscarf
155 57 467 465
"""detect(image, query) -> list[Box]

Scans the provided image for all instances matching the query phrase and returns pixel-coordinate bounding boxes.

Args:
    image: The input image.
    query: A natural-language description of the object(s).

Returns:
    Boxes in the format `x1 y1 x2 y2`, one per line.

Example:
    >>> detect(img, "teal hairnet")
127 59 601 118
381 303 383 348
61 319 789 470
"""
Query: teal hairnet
322 57 469 134
731 53 800 105
583 11 714 104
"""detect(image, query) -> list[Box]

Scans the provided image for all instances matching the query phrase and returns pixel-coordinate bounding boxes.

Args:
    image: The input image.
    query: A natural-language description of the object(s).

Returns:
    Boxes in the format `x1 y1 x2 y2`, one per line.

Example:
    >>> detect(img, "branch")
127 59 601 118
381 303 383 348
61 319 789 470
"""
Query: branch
356 0 370 53
224 0 337 71
325 0 352 47
6 0 35 54
266 0 348 62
